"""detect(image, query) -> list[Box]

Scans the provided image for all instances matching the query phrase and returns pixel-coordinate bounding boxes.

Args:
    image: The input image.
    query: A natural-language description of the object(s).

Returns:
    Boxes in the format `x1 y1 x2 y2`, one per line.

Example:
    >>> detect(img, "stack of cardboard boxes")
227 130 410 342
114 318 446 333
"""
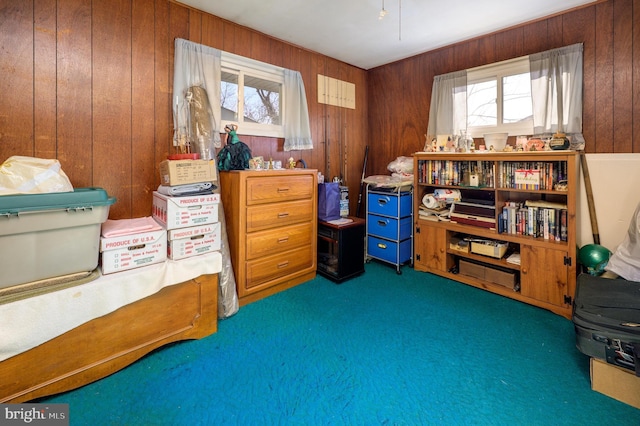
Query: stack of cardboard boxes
99 158 220 274
154 159 220 261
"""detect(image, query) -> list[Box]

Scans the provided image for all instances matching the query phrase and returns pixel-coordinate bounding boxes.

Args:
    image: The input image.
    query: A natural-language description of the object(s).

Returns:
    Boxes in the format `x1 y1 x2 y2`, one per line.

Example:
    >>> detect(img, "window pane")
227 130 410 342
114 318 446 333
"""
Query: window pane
243 75 281 125
467 79 496 127
503 72 532 124
221 71 238 121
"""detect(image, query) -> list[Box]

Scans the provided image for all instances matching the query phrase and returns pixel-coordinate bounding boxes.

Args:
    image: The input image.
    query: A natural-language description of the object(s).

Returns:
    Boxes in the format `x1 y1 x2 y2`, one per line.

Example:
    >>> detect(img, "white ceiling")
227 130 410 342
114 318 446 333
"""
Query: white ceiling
180 0 596 70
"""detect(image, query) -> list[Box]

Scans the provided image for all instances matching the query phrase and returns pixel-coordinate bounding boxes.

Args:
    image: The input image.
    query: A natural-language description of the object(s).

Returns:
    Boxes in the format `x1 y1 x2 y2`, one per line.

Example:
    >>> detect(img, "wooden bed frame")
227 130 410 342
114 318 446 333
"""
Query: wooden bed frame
0 273 218 403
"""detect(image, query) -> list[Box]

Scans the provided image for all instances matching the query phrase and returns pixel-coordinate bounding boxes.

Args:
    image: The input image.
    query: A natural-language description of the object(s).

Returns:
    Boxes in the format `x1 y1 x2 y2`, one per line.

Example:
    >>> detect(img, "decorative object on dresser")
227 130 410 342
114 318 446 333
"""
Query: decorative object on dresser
413 151 578 319
219 169 318 305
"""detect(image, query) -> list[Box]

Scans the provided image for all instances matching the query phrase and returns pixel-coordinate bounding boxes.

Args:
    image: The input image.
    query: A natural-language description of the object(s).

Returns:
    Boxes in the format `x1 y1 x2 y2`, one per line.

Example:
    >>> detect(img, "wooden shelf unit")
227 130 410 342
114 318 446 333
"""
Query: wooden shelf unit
413 151 578 319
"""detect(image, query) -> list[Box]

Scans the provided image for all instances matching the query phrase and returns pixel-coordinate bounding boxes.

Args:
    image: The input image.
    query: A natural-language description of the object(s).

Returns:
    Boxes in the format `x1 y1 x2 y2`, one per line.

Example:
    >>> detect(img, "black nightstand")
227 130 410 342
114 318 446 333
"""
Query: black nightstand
317 216 365 283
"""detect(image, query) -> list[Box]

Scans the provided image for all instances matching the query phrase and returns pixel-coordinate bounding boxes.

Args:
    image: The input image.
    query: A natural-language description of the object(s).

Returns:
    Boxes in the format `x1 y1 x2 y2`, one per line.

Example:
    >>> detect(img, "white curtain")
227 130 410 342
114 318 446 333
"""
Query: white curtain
426 70 468 138
283 69 313 151
529 43 583 135
173 38 222 158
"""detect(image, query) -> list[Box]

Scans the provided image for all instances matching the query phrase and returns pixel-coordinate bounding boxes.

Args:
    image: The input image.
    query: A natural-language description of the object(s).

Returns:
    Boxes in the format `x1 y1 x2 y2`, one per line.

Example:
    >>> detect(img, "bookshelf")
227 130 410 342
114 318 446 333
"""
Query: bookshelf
413 151 578 319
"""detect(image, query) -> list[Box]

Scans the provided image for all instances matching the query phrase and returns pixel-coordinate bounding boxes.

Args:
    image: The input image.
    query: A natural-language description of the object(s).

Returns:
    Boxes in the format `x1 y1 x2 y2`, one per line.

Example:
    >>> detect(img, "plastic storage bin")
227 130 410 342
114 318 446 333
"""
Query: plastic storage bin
0 187 115 289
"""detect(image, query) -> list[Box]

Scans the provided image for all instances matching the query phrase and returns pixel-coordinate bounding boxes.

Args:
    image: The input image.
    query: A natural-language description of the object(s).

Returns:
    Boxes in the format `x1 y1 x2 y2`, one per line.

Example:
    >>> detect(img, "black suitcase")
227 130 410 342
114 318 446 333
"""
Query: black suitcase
572 273 640 375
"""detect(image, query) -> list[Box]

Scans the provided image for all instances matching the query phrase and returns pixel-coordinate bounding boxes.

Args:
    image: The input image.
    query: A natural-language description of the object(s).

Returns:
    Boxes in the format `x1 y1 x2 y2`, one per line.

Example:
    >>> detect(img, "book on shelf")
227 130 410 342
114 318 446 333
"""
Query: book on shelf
498 200 567 241
560 209 568 242
524 199 567 209
497 161 566 190
417 159 494 187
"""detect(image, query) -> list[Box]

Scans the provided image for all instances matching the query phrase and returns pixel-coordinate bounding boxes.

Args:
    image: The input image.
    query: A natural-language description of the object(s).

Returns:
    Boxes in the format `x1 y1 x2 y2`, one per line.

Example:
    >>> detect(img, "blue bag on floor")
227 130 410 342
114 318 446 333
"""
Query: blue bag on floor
318 182 340 221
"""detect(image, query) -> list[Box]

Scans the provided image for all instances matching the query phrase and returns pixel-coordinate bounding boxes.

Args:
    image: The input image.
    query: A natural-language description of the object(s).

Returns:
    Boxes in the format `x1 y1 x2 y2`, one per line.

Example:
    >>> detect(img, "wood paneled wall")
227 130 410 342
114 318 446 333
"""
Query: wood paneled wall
1 0 638 219
368 0 640 176
0 0 368 219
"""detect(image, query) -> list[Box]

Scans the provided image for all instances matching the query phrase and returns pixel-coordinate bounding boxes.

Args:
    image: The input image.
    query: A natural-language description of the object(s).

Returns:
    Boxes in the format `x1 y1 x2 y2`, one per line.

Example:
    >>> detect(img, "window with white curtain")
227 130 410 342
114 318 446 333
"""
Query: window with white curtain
173 38 313 151
220 52 284 138
427 43 583 140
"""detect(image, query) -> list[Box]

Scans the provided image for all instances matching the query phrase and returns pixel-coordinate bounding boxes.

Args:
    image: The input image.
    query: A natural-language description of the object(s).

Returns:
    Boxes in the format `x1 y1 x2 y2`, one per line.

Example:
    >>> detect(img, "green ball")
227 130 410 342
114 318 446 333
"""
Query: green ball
579 244 612 276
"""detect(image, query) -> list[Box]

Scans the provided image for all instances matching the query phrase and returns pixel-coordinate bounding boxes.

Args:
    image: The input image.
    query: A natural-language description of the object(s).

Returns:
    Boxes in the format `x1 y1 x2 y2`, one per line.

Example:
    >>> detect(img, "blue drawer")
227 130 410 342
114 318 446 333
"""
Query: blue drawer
367 214 412 240
367 235 412 264
367 191 412 217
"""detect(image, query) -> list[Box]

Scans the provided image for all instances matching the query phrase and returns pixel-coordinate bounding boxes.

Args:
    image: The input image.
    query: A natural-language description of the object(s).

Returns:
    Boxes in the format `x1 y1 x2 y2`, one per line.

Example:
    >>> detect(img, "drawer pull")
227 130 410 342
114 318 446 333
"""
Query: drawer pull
278 212 290 218
277 187 290 193
378 199 388 206
278 237 289 243
277 261 289 268
377 220 387 227
377 243 387 249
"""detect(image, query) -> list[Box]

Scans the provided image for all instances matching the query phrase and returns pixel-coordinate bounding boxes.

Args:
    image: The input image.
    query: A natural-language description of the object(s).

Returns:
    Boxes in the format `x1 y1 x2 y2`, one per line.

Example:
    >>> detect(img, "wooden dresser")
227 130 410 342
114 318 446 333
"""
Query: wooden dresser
219 169 317 305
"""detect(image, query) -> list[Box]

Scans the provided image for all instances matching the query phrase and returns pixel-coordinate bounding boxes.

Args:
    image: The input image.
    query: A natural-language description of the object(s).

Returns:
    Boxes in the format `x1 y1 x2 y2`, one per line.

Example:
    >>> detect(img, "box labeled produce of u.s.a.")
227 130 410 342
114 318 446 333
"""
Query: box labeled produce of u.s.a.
167 223 221 260
152 191 219 230
100 229 167 274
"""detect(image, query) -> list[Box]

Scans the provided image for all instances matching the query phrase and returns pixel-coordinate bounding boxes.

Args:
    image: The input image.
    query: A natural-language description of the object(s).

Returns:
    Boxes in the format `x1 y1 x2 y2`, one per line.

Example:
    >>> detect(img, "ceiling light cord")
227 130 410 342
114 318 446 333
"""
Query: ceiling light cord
378 0 402 41
379 0 387 20
399 0 402 41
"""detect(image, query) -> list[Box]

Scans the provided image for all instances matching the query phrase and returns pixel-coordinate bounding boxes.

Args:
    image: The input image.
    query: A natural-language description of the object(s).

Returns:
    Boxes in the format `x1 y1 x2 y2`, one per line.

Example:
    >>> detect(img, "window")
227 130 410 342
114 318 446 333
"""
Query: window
220 52 284 138
427 44 582 141
466 56 533 138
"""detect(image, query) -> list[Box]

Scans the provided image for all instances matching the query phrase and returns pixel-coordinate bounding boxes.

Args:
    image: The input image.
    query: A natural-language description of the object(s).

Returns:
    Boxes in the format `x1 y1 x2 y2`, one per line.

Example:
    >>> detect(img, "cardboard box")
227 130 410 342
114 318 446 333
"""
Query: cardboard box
459 259 517 290
159 159 217 186
449 236 469 254
167 223 221 260
152 192 219 230
459 259 485 280
471 240 508 259
591 358 640 409
100 229 167 274
339 186 349 217
484 266 516 290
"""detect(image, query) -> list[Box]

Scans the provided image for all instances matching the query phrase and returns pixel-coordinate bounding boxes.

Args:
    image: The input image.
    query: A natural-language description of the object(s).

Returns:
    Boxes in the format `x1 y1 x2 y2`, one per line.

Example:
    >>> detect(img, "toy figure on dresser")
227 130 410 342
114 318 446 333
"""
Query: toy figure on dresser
216 124 252 171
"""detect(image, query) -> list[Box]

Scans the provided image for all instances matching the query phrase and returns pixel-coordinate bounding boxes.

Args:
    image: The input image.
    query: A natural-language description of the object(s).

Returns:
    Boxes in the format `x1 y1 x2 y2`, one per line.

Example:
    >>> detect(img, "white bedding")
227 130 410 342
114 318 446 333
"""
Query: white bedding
0 252 222 362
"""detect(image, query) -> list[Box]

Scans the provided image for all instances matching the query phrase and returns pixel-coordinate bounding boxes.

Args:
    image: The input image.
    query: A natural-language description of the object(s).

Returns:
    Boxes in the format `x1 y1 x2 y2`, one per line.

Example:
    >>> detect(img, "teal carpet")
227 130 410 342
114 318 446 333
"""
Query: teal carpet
40 261 639 425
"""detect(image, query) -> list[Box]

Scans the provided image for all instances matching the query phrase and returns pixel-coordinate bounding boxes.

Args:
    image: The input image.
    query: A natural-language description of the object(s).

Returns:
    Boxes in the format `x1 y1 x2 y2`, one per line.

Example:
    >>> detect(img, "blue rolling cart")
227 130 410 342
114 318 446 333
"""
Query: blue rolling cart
365 184 413 274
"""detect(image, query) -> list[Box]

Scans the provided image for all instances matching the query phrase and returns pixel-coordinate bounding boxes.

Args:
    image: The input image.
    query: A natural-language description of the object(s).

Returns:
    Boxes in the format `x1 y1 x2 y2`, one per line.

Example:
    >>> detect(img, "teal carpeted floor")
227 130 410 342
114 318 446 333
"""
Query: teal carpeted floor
40 261 640 425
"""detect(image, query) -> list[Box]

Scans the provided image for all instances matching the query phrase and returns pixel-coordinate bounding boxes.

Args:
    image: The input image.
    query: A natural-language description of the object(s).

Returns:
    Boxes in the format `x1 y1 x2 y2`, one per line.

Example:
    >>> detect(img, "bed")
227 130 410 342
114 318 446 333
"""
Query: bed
0 252 222 403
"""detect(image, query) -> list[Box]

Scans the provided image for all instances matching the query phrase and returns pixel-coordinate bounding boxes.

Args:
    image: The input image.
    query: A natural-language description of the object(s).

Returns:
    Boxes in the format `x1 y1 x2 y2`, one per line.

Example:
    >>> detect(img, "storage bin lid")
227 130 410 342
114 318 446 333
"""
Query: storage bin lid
0 187 116 214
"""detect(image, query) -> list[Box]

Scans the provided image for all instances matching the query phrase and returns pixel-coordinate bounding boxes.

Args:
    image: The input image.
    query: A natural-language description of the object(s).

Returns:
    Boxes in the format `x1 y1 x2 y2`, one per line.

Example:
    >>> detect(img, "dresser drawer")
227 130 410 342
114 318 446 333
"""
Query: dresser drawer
247 199 313 232
367 214 412 240
245 245 314 290
246 175 314 205
246 222 313 260
367 191 412 217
